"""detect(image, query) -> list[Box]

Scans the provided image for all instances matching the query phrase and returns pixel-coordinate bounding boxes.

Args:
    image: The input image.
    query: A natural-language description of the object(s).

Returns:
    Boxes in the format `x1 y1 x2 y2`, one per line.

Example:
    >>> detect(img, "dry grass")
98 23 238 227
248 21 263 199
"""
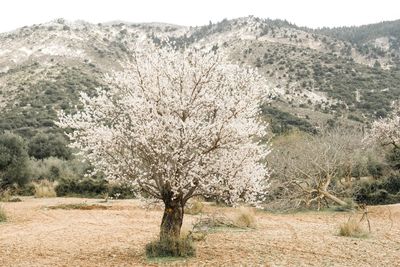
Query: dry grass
0 189 12 202
145 236 195 258
185 199 204 215
339 219 368 238
48 203 111 210
1 198 399 266
233 207 256 228
34 180 57 198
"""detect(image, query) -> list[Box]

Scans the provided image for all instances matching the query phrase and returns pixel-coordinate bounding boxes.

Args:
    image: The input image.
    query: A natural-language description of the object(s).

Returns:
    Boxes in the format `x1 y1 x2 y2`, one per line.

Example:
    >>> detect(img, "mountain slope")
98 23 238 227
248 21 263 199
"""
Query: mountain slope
0 16 399 138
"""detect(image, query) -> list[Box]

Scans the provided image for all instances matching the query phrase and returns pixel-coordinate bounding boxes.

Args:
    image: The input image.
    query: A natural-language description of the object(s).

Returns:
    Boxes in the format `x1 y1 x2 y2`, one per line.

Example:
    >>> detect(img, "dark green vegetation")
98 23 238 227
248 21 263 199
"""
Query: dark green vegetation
0 133 30 189
313 19 400 48
261 105 316 134
353 174 400 205
0 64 102 138
55 177 136 199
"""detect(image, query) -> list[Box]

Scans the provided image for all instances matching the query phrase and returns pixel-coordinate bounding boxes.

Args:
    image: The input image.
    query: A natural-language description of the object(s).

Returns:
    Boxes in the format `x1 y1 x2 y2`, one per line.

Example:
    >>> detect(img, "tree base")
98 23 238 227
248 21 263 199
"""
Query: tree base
145 236 196 258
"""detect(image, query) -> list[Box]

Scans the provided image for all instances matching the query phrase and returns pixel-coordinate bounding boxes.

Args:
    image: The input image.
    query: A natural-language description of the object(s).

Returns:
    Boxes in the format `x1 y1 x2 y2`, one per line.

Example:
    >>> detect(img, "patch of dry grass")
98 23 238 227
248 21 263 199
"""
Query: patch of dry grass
34 180 57 198
339 219 368 238
233 207 256 228
0 189 12 202
145 236 195 258
185 199 204 215
48 203 111 210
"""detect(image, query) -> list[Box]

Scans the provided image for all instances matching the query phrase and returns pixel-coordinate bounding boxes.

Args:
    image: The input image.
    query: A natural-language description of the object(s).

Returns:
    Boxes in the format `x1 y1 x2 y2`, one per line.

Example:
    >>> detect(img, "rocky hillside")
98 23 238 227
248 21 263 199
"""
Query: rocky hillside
1 16 400 138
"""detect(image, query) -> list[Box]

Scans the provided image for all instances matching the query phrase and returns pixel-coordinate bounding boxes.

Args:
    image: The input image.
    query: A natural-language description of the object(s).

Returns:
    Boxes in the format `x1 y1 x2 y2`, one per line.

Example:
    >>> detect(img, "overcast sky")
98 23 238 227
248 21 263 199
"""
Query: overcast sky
1 0 399 33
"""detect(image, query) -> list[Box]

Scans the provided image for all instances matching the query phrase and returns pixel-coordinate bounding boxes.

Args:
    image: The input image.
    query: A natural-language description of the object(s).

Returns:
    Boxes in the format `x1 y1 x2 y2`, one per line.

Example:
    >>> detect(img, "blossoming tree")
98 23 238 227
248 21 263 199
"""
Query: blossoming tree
58 45 270 241
368 104 400 149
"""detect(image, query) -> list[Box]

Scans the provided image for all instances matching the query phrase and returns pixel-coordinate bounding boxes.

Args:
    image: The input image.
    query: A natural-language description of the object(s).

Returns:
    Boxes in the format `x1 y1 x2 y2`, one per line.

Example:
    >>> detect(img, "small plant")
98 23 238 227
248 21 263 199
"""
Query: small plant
0 205 6 222
181 225 207 242
233 207 256 228
0 189 12 202
34 180 57 198
185 199 204 215
339 219 368 238
145 237 195 258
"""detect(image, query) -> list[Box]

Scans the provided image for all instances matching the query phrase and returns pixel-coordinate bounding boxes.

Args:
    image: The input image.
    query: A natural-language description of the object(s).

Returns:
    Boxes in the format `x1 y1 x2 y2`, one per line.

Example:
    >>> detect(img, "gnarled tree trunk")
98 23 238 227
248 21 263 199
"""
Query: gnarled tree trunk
160 198 184 241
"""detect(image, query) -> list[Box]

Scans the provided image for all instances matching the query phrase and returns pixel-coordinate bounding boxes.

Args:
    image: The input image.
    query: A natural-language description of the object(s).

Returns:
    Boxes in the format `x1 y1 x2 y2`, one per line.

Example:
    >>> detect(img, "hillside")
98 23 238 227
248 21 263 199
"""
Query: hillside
1 16 400 138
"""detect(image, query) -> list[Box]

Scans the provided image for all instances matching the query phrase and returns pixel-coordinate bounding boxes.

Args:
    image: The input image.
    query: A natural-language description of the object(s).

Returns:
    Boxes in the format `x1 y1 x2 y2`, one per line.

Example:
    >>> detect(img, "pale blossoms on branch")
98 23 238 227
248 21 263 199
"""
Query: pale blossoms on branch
57 43 271 206
367 103 400 149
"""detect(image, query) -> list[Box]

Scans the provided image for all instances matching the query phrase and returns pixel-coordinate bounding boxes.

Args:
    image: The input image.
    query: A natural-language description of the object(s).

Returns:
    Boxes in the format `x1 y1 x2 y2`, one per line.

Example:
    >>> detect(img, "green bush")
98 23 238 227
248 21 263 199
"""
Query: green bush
107 182 136 199
28 132 72 160
0 133 30 188
55 177 136 199
261 106 316 134
353 175 400 205
145 237 195 258
386 148 400 170
382 174 400 194
55 177 108 197
7 183 35 196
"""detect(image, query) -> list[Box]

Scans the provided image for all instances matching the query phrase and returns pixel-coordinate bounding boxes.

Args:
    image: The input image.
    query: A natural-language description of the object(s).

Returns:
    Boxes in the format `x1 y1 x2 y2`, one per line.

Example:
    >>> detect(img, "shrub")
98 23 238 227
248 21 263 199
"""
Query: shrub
107 182 136 199
0 205 6 222
339 219 368 238
185 199 204 215
0 133 30 188
28 132 71 160
145 237 195 258
233 207 256 228
55 177 108 197
382 174 400 194
34 180 57 198
0 189 12 202
353 175 400 205
55 177 137 199
18 183 35 196
386 148 400 170
28 157 89 181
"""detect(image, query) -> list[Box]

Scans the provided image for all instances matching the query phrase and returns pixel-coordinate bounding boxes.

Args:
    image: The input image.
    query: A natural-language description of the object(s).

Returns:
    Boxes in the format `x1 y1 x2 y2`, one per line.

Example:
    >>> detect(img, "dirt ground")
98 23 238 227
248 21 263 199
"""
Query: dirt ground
0 197 399 267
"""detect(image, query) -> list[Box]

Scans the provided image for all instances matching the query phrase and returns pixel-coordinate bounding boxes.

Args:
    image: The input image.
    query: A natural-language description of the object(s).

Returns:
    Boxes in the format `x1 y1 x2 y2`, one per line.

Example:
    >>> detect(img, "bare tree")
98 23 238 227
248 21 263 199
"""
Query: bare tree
268 128 364 210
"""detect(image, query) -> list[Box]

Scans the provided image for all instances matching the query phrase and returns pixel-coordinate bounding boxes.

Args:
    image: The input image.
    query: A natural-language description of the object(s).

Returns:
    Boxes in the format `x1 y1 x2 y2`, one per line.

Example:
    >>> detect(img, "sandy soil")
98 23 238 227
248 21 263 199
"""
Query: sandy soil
0 197 399 267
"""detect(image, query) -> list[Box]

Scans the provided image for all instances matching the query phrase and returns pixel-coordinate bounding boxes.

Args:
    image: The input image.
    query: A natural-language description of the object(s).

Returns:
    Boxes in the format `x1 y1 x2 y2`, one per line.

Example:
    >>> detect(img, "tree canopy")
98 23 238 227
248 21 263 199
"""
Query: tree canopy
58 44 271 240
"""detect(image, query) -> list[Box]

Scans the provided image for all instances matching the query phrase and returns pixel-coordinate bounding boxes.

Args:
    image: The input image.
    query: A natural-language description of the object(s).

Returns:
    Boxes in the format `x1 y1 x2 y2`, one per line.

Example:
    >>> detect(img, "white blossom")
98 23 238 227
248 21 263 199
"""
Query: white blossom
367 103 400 149
57 43 271 205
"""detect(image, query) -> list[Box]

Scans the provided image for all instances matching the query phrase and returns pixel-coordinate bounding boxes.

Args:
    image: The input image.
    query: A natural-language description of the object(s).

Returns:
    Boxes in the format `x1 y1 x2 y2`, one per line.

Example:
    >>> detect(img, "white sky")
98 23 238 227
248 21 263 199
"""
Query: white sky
1 0 399 33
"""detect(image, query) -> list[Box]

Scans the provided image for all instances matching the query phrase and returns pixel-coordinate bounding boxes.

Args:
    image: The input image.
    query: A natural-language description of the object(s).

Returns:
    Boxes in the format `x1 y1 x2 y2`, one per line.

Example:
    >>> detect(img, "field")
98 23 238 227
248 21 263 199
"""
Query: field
0 197 399 266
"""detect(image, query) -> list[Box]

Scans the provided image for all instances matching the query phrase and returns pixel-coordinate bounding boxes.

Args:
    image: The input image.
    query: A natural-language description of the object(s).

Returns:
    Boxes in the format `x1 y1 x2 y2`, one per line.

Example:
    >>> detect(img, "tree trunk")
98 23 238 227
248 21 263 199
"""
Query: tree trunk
321 190 347 206
160 199 184 241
